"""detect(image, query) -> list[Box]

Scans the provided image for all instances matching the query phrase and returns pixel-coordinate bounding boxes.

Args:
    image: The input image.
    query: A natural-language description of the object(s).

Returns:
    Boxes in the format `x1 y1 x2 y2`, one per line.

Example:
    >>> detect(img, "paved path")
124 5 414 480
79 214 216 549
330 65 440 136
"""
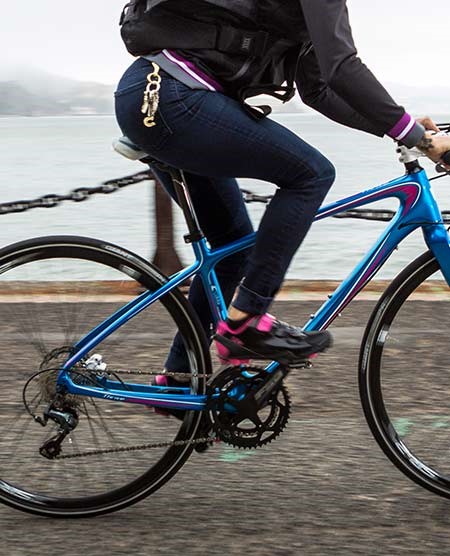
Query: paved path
2 300 450 556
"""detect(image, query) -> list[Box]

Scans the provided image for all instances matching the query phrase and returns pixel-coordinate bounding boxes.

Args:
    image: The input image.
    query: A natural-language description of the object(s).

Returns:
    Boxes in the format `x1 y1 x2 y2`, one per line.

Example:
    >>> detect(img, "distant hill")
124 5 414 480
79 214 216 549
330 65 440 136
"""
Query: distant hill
0 66 305 116
0 66 448 117
0 67 114 116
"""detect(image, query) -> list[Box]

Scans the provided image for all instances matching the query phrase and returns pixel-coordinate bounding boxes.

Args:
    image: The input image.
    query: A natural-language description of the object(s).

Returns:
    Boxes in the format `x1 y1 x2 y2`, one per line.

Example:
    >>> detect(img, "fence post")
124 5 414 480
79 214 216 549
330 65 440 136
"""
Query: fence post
151 179 183 275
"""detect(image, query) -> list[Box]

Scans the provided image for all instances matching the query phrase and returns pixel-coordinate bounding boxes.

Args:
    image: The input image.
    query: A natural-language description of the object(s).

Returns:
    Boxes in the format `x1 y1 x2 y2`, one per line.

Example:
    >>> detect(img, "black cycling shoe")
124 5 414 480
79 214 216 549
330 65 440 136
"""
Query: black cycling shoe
214 313 332 365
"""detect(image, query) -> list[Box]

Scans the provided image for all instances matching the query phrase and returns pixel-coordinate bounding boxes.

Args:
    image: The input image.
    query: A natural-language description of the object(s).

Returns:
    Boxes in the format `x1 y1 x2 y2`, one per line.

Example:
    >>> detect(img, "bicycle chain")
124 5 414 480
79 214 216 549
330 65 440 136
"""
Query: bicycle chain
55 435 215 460
99 367 211 380
53 365 216 460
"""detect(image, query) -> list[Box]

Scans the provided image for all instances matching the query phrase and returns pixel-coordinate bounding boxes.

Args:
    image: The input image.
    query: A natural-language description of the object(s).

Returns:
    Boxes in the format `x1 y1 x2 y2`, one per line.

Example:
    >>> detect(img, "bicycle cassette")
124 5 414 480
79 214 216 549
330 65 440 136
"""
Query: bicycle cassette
206 366 290 449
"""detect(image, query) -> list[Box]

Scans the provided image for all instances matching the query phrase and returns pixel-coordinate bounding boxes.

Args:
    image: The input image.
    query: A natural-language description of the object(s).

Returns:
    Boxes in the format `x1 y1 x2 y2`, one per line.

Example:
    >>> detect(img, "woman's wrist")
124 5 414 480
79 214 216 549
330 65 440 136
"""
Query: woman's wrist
416 132 450 166
388 113 425 148
414 116 443 159
416 133 435 154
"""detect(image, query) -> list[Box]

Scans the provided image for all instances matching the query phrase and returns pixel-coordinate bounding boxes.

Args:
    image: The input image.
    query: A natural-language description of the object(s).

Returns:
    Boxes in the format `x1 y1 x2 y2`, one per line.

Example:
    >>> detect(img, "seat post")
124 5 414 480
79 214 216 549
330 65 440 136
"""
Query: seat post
168 168 204 244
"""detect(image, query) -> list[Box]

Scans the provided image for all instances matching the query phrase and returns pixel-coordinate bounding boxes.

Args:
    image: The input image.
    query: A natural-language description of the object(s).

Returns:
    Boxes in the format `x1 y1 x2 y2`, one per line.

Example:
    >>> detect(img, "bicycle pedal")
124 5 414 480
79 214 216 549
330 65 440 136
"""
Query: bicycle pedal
194 437 220 453
286 359 313 370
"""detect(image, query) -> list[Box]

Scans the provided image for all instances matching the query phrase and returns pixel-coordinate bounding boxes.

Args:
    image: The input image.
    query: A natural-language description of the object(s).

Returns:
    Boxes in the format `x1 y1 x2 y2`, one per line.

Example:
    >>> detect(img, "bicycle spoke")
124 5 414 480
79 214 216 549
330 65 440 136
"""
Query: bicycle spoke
0 239 208 515
361 253 450 499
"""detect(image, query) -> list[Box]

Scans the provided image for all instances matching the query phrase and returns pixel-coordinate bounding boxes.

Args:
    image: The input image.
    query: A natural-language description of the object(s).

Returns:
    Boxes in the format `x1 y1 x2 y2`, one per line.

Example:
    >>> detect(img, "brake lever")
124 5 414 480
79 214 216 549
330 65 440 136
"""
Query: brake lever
435 163 449 174
437 123 450 133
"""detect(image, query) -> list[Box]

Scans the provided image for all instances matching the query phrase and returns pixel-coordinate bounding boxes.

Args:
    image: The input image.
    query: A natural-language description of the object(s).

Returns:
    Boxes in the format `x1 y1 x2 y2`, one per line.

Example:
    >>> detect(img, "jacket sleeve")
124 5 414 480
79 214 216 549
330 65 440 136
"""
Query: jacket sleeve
296 46 385 137
297 0 424 148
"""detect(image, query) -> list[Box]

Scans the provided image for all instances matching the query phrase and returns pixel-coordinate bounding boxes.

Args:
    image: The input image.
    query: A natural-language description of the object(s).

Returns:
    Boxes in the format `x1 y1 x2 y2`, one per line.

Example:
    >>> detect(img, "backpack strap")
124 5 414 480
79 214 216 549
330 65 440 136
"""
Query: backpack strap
239 84 297 120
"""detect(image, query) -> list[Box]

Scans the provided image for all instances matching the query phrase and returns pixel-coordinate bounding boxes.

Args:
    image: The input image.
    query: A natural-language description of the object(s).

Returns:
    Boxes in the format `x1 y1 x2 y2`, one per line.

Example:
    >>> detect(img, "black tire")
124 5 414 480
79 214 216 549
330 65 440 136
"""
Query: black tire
359 250 450 498
0 236 211 517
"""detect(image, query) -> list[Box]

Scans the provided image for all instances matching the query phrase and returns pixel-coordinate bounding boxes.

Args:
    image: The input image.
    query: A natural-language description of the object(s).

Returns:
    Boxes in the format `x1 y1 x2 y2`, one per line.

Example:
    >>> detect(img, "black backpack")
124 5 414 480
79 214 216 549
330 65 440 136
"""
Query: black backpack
120 0 273 59
119 0 300 118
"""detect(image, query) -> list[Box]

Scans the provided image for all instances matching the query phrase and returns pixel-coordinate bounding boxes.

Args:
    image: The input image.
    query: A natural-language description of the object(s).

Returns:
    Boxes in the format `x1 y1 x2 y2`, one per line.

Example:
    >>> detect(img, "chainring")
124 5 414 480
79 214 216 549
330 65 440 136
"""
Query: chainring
206 366 290 449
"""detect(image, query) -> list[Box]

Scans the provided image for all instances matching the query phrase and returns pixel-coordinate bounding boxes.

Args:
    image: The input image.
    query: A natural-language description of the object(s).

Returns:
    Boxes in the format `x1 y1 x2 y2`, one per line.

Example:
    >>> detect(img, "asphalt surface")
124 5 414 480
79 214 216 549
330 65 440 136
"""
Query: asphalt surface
2 299 450 556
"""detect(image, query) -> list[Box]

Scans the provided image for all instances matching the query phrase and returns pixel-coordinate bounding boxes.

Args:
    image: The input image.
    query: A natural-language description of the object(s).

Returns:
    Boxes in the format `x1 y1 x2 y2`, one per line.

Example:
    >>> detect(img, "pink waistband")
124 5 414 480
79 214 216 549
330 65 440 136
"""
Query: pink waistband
163 49 224 92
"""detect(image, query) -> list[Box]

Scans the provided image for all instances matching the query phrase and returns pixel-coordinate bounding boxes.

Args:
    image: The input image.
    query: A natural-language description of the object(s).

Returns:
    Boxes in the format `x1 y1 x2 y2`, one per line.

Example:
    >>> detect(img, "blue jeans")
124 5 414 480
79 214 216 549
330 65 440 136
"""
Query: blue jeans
115 58 335 371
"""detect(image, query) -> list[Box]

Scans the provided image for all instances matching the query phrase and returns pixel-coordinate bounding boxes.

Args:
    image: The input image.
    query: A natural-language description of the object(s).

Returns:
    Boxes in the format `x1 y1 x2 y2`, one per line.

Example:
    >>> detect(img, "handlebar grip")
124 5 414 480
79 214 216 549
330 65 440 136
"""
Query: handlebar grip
442 151 450 166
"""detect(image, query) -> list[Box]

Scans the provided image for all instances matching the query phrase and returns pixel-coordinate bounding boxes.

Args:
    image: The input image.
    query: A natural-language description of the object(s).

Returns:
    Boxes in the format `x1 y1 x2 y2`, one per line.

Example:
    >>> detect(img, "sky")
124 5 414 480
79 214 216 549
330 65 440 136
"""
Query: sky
1 0 450 87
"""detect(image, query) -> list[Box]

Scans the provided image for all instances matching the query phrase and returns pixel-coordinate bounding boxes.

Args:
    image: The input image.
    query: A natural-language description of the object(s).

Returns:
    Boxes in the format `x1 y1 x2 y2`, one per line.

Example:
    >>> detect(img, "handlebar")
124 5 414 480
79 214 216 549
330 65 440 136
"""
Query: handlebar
438 123 450 167
398 124 450 173
442 151 450 166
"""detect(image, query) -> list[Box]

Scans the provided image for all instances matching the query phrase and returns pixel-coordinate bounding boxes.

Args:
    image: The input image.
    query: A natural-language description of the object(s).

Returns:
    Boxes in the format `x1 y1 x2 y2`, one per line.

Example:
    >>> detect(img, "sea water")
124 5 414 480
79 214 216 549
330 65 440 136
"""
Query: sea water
0 113 448 280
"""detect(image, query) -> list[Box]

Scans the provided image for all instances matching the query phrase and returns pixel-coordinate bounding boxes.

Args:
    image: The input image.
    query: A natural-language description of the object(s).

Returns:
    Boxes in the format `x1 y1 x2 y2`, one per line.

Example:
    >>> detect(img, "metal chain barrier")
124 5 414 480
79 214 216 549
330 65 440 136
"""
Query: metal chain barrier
1 168 450 222
0 170 153 215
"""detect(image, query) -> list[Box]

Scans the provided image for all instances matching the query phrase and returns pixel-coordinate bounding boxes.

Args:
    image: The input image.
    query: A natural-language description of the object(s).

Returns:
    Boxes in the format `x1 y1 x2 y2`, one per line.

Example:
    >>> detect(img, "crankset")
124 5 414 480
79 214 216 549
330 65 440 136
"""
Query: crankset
206 366 291 449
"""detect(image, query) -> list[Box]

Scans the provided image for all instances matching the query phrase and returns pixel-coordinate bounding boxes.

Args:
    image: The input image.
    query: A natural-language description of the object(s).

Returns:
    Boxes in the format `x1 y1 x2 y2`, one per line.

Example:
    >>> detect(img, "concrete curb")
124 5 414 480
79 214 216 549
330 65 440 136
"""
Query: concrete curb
276 279 449 300
0 279 447 302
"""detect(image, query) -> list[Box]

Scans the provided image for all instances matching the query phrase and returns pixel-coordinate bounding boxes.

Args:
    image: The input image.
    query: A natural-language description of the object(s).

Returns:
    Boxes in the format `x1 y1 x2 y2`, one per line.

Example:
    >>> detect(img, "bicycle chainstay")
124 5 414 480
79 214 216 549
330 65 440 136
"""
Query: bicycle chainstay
36 364 293 459
47 366 215 460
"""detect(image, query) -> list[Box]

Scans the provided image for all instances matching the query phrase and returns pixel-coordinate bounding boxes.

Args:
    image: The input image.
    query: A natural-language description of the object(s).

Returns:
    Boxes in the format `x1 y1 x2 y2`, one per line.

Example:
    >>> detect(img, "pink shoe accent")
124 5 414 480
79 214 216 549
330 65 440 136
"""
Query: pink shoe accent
216 318 253 336
215 339 230 360
215 339 250 366
214 321 250 365
256 313 275 333
216 313 275 336
155 375 169 386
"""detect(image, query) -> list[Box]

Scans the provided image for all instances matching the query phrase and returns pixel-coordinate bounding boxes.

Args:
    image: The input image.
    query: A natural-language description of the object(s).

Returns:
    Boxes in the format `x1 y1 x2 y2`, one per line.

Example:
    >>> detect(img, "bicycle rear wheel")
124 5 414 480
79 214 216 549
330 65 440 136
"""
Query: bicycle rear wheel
360 251 450 498
0 236 211 517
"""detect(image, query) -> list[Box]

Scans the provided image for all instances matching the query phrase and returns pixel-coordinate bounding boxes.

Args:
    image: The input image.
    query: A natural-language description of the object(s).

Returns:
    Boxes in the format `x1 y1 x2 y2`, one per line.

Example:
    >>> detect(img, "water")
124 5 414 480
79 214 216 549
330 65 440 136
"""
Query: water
0 114 448 280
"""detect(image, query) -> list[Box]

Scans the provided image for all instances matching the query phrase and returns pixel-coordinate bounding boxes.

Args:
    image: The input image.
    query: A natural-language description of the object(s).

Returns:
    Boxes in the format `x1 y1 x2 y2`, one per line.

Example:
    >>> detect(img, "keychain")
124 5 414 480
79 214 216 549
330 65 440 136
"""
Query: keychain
141 62 161 128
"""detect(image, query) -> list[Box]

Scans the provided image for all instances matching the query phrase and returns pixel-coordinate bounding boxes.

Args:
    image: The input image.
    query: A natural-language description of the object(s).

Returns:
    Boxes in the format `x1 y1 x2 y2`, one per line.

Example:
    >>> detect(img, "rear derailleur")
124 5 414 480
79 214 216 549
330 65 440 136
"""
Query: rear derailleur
23 348 103 459
37 395 79 460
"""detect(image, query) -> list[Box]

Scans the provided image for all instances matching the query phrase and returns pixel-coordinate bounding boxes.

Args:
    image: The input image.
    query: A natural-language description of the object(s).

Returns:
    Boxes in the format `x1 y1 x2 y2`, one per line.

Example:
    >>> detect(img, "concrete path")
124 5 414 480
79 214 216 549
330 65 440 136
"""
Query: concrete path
2 299 450 556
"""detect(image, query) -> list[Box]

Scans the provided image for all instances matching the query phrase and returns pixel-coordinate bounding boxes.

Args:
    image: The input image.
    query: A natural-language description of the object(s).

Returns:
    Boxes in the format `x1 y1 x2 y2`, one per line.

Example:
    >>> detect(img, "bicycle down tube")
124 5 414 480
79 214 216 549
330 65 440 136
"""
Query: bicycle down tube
57 166 450 410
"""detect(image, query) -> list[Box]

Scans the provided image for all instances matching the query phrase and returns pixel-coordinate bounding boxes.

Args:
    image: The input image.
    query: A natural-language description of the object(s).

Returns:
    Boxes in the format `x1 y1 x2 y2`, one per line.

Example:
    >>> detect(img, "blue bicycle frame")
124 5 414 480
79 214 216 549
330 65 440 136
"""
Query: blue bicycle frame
56 165 450 411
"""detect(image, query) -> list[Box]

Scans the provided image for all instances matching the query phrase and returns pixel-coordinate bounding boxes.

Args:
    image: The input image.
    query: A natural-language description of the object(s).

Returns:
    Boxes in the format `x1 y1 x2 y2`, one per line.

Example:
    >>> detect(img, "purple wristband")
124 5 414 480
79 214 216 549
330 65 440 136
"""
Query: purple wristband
388 113 425 148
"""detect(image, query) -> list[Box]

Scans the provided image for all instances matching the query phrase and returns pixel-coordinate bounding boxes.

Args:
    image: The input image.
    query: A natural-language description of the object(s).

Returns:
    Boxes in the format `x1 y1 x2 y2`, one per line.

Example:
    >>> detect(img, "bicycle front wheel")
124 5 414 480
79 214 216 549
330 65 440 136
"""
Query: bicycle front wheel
0 236 211 517
360 250 450 499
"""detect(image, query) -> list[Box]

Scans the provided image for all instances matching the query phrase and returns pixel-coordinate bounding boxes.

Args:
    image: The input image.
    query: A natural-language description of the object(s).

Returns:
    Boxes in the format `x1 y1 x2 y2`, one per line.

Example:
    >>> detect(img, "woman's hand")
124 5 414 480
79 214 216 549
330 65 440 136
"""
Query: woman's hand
416 116 440 133
416 130 450 170
415 116 450 169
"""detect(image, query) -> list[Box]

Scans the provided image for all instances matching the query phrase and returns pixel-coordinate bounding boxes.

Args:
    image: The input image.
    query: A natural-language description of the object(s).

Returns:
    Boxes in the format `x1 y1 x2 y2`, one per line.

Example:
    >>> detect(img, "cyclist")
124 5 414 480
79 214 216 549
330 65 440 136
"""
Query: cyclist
115 0 450 373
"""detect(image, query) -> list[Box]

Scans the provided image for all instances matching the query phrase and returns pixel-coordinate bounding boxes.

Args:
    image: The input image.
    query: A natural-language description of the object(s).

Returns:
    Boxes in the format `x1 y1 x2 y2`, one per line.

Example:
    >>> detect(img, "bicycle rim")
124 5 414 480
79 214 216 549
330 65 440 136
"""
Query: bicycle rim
360 250 450 498
0 236 210 517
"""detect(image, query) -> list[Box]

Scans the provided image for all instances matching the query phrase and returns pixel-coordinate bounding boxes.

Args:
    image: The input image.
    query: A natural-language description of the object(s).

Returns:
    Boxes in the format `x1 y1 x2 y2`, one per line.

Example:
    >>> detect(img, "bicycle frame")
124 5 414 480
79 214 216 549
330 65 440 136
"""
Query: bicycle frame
57 165 450 411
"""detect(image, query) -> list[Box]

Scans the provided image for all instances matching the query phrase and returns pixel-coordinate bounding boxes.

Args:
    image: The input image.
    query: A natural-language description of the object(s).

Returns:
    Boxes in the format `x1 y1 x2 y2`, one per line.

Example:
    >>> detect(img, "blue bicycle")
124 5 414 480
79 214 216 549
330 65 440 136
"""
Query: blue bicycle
1 127 450 517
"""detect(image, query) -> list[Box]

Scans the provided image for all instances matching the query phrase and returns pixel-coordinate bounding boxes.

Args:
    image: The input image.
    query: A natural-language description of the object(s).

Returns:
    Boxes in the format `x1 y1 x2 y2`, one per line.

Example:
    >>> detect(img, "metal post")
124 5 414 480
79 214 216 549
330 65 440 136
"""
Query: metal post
151 179 183 275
